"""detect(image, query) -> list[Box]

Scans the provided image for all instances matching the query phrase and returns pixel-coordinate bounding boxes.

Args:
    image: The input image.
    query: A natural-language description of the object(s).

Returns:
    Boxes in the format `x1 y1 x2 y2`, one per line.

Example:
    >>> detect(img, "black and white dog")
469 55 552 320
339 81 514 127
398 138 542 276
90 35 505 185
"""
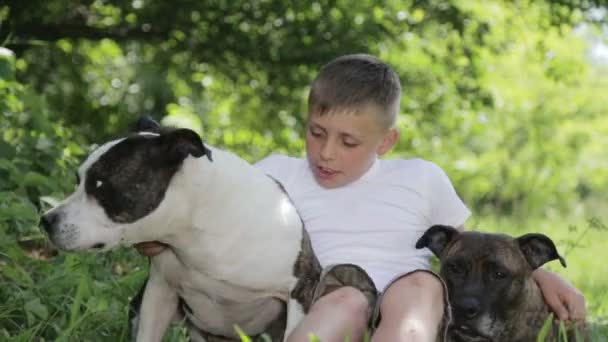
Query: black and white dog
40 118 322 341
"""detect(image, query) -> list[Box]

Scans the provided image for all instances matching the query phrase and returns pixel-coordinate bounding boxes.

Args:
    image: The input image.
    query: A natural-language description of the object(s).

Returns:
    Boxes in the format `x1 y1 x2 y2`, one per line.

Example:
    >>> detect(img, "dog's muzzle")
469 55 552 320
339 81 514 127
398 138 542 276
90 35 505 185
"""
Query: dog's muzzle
453 296 482 319
40 212 59 234
451 325 492 342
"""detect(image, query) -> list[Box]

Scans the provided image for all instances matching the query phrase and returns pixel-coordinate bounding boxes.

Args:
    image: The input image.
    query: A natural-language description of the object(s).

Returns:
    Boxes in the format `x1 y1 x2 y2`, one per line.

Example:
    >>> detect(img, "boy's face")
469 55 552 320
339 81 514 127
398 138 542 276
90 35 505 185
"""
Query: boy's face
306 107 398 189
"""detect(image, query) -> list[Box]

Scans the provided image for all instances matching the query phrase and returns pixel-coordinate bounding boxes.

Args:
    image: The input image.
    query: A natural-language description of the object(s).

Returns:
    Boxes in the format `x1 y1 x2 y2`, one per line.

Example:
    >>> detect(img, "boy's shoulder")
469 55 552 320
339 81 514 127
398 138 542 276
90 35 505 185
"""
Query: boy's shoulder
254 154 306 182
375 158 451 188
379 157 443 175
255 154 304 169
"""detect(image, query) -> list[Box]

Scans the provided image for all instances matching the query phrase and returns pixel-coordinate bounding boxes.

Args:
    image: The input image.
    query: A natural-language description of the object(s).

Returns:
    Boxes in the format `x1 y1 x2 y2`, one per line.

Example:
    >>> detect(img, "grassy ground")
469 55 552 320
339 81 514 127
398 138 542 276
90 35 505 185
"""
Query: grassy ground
0 212 606 341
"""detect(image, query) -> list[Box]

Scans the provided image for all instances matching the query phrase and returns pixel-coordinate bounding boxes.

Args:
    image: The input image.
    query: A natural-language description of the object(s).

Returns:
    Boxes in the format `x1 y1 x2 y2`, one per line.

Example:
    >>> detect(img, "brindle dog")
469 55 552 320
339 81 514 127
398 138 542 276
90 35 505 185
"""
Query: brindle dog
416 225 586 342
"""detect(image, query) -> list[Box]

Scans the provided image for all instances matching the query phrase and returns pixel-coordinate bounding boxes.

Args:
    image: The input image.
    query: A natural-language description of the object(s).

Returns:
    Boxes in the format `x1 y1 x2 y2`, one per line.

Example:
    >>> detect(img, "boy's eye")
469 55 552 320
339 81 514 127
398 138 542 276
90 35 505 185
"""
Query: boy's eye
309 127 323 137
343 140 359 148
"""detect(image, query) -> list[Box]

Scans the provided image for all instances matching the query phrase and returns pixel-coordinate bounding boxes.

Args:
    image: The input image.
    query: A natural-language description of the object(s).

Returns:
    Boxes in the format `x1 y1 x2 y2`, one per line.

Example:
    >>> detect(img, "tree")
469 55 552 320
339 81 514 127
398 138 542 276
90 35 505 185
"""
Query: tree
2 0 607 215
2 1 608 339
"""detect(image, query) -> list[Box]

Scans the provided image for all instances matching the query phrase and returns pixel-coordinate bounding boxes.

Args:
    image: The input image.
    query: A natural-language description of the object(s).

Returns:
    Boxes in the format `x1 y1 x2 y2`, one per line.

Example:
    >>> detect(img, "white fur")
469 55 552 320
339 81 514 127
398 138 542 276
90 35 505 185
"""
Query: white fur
46 141 307 341
476 314 499 337
284 297 305 342
43 139 128 250
136 268 179 341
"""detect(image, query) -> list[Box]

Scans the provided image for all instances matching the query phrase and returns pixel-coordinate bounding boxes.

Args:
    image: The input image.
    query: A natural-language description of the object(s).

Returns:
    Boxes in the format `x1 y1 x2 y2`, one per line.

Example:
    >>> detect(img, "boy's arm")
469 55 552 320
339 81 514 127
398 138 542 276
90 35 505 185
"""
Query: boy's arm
532 268 586 323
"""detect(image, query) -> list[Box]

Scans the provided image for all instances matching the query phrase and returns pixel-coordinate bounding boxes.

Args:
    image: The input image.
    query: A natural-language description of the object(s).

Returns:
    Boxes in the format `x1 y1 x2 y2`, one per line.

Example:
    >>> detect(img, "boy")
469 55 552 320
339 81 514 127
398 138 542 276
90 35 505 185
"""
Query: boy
137 54 586 341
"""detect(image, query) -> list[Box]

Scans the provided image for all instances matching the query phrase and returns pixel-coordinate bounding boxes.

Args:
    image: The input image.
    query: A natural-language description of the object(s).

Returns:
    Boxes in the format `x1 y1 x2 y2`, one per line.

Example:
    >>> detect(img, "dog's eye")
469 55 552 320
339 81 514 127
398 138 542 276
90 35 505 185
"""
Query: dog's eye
446 263 463 275
491 271 507 281
85 175 105 193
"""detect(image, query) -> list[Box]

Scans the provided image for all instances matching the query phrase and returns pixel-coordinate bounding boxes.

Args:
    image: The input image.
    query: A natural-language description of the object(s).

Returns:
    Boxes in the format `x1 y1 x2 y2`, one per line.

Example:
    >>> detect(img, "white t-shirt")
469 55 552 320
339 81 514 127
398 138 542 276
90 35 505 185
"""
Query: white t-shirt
255 155 471 290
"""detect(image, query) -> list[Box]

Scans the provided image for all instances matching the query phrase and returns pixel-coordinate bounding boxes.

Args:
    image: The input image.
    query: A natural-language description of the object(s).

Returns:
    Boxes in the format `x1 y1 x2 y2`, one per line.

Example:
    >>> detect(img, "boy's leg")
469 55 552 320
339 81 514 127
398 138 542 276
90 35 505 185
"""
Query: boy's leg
286 286 369 342
371 270 448 342
287 264 377 342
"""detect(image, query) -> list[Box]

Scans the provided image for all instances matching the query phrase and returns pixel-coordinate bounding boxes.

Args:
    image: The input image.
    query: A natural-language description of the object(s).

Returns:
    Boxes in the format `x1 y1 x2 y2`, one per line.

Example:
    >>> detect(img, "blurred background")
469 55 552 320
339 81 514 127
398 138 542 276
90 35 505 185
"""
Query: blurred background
1 0 607 340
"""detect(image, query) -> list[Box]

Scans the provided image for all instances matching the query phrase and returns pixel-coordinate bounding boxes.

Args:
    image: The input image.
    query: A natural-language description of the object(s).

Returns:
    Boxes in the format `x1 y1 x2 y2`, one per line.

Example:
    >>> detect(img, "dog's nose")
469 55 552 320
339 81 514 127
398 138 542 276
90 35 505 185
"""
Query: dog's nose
456 297 481 319
40 213 58 234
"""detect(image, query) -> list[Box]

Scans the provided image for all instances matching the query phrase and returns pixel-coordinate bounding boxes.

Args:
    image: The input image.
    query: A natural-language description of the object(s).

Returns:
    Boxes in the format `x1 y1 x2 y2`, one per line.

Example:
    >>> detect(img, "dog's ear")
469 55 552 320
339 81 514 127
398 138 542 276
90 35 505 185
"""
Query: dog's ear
131 116 161 133
415 225 459 258
160 129 212 163
516 234 567 269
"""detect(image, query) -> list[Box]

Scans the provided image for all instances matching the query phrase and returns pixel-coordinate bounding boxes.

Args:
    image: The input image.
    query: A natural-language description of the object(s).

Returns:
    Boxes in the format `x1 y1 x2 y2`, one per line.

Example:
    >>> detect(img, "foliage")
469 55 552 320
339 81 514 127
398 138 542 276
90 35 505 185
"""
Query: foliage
379 1 608 216
0 52 84 251
1 0 607 340
3 0 608 215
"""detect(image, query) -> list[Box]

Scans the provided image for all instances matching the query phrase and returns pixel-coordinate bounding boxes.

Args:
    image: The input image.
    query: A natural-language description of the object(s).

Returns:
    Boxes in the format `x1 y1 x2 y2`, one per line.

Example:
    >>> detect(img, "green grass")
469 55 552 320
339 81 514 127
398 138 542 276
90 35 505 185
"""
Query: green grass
1 213 606 341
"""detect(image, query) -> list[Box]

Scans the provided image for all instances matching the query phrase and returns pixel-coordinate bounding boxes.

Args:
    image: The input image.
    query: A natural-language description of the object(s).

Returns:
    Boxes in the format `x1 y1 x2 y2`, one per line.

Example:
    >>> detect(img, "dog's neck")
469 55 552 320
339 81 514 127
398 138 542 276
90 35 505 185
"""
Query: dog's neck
504 277 549 341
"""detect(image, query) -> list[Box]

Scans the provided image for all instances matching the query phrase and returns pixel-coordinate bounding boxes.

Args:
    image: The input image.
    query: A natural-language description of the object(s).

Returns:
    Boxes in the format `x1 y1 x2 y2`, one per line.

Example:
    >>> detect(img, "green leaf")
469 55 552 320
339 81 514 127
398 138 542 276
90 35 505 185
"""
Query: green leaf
39 196 61 208
0 140 16 159
308 334 321 342
23 171 49 187
234 325 252 342
0 47 15 81
24 298 49 320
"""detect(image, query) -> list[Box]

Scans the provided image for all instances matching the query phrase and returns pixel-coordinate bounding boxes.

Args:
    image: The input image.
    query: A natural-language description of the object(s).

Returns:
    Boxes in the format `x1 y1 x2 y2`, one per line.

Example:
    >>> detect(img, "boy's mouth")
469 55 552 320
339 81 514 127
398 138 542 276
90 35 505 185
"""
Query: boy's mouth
316 165 339 179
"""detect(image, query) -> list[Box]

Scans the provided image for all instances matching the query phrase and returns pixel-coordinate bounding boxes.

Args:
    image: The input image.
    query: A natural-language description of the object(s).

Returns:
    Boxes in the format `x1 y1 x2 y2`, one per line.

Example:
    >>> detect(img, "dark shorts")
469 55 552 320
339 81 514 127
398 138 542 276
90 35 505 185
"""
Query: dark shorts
312 264 450 342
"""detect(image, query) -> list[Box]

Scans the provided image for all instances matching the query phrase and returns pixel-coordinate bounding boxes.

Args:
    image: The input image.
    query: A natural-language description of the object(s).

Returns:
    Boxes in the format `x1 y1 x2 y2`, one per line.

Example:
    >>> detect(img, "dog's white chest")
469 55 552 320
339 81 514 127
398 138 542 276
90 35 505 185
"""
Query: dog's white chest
151 250 286 337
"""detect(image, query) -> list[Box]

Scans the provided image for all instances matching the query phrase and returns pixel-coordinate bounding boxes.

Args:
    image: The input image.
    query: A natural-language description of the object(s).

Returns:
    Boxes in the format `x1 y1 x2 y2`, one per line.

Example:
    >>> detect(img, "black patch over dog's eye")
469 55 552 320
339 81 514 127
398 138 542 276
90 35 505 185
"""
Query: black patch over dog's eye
85 174 106 194
446 262 464 275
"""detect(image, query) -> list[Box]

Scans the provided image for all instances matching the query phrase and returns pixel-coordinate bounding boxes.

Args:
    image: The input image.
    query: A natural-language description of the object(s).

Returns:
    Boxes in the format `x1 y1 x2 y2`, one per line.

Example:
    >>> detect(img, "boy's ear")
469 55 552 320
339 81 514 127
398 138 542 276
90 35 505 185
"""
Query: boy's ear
376 128 399 156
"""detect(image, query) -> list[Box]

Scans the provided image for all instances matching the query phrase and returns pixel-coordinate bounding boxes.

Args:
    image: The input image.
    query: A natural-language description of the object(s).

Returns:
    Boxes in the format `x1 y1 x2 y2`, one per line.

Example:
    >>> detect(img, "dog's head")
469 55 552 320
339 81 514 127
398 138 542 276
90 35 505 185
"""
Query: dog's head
416 225 566 340
40 117 212 251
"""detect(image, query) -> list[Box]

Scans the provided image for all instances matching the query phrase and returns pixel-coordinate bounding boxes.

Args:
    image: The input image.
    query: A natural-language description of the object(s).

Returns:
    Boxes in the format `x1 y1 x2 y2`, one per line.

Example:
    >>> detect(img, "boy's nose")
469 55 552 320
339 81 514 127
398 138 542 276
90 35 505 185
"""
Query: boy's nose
320 141 336 161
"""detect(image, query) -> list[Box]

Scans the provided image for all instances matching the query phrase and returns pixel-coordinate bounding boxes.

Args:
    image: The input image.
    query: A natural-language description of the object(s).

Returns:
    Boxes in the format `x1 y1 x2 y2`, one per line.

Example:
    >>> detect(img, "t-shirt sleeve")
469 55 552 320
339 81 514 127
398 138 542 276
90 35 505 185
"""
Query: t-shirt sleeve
424 161 471 228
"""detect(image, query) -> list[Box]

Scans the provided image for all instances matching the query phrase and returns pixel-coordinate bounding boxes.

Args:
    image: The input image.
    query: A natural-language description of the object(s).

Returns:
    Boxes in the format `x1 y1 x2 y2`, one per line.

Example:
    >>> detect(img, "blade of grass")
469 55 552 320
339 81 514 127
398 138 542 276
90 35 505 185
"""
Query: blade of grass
537 313 554 342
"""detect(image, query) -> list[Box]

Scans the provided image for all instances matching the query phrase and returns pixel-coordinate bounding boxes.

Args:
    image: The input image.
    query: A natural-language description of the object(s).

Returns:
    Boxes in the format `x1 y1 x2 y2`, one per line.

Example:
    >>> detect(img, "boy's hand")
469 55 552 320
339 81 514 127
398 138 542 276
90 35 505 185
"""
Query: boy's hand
532 268 586 324
134 241 168 257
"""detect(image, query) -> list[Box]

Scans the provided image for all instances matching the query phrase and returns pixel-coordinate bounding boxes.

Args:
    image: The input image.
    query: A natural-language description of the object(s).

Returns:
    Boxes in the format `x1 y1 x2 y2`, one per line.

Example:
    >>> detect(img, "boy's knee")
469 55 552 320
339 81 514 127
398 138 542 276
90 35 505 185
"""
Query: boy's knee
380 271 445 317
373 311 438 342
313 286 370 318
393 271 443 295
374 273 446 342
399 324 436 342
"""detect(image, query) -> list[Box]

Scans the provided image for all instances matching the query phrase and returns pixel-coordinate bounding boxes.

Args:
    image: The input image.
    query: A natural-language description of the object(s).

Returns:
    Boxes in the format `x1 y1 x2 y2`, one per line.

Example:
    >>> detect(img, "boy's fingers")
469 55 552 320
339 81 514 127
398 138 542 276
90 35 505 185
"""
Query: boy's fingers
567 292 587 323
554 307 569 321
134 241 168 257
547 295 570 321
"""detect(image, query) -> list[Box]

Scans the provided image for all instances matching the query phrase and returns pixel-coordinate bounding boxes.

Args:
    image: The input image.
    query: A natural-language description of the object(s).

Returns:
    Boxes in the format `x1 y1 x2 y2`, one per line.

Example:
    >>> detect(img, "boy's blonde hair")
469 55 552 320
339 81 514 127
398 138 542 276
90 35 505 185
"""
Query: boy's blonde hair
308 54 402 129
